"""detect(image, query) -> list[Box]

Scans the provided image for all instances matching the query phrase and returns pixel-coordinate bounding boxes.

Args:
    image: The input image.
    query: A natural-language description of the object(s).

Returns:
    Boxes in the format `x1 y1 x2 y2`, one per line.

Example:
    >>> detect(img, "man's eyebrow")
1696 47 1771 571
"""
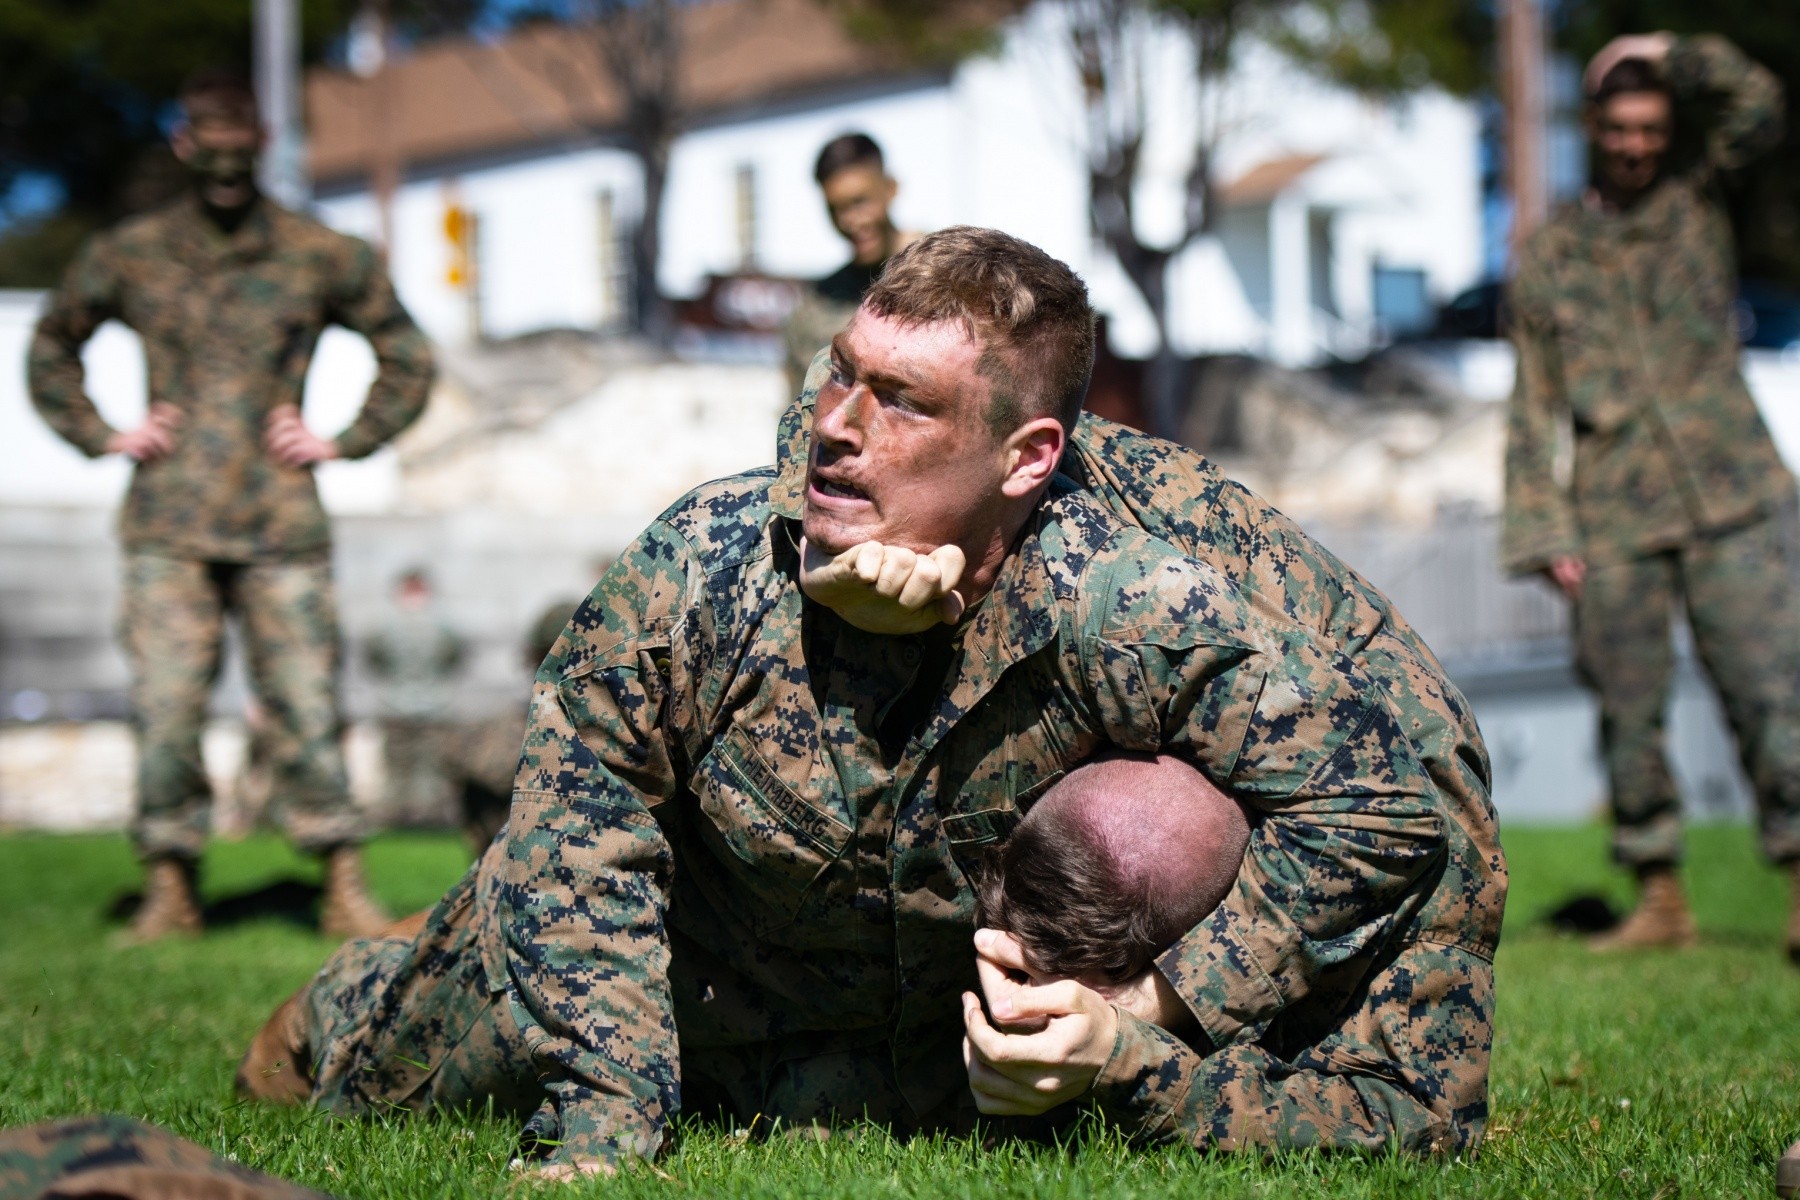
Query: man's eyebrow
829 332 928 395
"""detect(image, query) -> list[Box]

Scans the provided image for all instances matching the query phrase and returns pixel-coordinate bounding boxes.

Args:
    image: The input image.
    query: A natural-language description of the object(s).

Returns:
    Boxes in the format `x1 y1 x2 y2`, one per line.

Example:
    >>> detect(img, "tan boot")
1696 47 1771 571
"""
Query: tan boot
120 857 203 944
318 844 391 939
1591 865 1697 951
235 989 313 1103
1787 862 1800 968
1778 1137 1800 1199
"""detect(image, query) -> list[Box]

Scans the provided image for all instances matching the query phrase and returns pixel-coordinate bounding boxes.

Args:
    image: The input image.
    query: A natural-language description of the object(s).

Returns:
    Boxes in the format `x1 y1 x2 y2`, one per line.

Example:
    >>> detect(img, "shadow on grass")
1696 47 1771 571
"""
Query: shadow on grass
106 877 324 930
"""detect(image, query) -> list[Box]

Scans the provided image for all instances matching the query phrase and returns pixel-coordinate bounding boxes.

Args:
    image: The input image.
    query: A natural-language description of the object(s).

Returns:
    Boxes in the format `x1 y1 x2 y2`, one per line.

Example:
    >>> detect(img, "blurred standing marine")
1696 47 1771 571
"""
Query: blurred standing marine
365 570 465 829
1503 34 1799 957
27 69 435 942
782 133 920 392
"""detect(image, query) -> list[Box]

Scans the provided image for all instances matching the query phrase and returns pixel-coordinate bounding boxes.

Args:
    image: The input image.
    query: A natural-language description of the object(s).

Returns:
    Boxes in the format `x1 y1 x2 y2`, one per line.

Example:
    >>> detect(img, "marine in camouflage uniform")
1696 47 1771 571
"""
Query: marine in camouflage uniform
781 132 916 395
27 72 433 939
1503 34 1800 951
366 571 466 828
241 232 1497 1167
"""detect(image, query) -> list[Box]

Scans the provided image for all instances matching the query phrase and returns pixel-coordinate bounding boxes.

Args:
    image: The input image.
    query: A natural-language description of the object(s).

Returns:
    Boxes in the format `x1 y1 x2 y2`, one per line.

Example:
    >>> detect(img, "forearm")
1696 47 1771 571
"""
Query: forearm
332 323 434 458
1500 319 1579 574
500 523 696 1165
27 326 116 457
1669 34 1784 170
500 790 679 1165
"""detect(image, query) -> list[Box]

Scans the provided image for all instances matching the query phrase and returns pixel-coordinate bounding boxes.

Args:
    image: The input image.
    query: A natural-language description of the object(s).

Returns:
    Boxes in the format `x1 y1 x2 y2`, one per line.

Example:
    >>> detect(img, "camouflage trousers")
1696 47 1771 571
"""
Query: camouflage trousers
1574 511 1800 866
122 553 361 860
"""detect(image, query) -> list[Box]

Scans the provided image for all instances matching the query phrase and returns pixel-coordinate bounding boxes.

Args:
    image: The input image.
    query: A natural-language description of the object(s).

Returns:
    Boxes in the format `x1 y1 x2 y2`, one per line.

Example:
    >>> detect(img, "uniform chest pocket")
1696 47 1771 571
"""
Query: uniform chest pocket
938 770 1062 883
691 723 852 935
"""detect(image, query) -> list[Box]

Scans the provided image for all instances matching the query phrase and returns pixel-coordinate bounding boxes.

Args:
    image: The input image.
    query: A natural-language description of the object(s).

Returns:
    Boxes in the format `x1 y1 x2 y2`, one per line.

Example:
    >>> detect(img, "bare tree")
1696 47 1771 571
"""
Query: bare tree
1068 0 1287 439
526 0 682 342
1065 0 1487 439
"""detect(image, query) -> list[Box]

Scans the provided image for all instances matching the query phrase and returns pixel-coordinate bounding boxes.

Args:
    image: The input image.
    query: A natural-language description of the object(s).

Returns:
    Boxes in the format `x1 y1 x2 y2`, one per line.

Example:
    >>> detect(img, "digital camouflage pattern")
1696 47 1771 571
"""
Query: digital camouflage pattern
124 554 360 859
1503 35 1800 868
0 1114 336 1200
782 353 1504 1152
1574 511 1800 866
29 194 433 562
1503 35 1789 574
280 348 1496 1165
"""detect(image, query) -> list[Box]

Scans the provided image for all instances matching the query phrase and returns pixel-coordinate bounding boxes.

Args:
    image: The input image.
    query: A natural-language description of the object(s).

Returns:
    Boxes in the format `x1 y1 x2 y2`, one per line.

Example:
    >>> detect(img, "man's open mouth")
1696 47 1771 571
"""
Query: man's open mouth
810 475 869 502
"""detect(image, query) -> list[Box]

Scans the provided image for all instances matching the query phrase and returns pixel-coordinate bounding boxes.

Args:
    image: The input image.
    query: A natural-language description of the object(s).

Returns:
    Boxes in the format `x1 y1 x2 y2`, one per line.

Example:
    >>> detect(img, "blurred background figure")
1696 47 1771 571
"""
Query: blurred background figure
23 67 434 943
1503 33 1800 958
445 597 583 857
783 132 920 394
364 568 465 830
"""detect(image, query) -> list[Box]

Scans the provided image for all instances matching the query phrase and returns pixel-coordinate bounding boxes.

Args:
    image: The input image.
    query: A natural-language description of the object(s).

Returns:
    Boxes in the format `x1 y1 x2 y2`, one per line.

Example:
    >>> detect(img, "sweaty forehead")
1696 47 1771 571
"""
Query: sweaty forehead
839 309 985 394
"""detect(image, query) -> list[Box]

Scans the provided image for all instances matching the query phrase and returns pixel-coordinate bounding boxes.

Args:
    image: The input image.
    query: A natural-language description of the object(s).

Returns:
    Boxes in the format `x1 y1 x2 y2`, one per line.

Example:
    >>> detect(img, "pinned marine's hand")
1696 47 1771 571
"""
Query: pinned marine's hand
799 537 966 634
962 928 1116 1116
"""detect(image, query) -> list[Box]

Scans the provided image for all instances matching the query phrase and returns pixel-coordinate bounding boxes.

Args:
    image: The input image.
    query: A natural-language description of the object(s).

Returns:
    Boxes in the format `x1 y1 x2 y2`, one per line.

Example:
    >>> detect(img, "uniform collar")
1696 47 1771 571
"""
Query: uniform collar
168 192 278 267
1577 176 1685 242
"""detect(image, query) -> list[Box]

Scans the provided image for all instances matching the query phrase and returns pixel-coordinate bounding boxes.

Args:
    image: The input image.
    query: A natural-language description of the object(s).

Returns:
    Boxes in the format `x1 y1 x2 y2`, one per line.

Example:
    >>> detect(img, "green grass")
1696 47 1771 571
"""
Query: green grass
2 825 1796 1198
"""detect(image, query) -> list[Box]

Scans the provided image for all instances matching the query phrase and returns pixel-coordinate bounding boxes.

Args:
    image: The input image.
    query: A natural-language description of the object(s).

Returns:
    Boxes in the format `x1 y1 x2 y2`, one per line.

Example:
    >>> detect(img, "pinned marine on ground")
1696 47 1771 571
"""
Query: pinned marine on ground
1502 31 1800 960
236 226 1504 1174
26 67 435 943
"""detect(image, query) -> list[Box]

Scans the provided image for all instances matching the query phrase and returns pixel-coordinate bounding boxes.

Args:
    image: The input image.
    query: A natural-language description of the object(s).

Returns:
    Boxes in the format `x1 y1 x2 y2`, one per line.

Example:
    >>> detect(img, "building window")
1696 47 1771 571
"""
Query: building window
735 163 758 272
596 188 631 331
1372 265 1432 337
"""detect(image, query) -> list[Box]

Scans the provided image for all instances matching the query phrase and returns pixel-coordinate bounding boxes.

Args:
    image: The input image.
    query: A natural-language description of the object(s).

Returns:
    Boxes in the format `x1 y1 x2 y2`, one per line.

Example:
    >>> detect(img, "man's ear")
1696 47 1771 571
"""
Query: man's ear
170 123 196 164
1000 416 1066 500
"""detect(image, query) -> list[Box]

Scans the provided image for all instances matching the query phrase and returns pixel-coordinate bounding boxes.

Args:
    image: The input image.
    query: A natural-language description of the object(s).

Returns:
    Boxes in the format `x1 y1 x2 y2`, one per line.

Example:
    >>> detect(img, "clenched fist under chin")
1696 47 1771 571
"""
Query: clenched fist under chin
798 537 967 634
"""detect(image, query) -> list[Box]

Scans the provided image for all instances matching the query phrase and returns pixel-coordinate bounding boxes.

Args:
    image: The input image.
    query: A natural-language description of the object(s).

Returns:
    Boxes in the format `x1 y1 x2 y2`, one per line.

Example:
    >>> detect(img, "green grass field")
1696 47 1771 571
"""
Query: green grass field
2 825 1796 1198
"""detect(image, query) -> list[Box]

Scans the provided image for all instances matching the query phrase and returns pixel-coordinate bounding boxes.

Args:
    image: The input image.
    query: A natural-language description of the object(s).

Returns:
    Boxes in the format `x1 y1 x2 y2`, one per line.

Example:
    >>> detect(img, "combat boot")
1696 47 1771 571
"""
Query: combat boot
1787 862 1800 967
1778 1137 1800 1199
121 856 203 944
318 844 391 939
1590 865 1697 951
235 989 312 1103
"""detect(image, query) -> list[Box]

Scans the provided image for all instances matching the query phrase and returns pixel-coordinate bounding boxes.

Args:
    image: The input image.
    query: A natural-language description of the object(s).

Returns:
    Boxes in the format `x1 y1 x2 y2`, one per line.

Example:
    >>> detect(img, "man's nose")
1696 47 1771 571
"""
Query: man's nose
815 385 869 449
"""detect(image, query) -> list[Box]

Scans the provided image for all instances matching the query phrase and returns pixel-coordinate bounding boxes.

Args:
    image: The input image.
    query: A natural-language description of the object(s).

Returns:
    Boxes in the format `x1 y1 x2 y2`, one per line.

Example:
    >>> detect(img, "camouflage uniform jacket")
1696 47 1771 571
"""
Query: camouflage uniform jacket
28 194 434 562
500 393 1466 1162
778 356 1505 1148
1503 35 1790 574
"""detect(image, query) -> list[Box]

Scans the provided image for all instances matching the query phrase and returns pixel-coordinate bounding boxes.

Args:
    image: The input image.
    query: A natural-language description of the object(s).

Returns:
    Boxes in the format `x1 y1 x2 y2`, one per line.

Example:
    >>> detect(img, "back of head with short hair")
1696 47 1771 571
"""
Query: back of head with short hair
974 751 1250 984
814 133 885 185
861 226 1096 435
179 66 260 128
1592 56 1670 106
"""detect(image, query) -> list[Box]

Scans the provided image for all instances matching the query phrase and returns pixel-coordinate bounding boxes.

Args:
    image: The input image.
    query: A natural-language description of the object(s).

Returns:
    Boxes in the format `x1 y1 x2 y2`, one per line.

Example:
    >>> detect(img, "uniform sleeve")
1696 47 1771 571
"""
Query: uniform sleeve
1499 261 1580 575
1078 547 1446 1056
325 238 435 459
1667 34 1784 174
26 235 125 457
497 521 696 1166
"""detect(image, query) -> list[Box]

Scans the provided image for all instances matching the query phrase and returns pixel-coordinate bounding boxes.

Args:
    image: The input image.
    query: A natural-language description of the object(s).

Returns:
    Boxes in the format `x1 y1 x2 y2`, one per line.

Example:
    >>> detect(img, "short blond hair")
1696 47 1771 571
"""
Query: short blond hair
863 226 1095 434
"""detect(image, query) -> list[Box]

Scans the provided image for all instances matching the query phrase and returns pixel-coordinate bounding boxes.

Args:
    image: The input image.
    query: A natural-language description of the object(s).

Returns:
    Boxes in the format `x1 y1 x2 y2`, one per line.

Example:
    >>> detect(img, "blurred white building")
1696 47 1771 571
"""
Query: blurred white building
304 0 1484 365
